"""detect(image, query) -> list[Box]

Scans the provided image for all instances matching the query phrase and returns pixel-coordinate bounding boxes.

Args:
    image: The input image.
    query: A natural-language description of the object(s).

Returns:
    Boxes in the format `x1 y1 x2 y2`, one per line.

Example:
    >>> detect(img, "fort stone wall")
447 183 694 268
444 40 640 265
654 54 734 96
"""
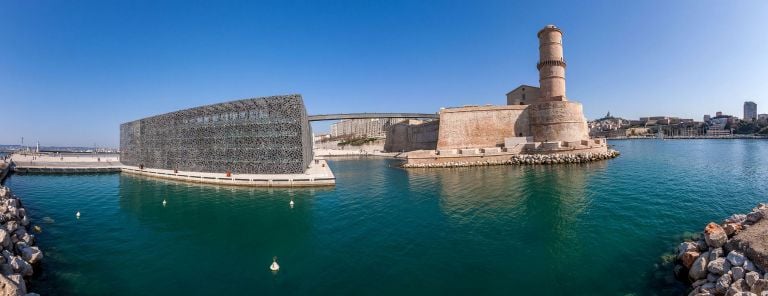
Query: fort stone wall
384 120 439 152
436 105 530 150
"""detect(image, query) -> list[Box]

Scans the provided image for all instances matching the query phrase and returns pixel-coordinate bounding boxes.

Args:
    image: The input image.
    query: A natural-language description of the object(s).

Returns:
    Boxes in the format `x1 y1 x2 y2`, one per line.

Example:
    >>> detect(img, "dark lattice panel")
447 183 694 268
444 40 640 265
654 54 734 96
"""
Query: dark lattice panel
120 94 313 174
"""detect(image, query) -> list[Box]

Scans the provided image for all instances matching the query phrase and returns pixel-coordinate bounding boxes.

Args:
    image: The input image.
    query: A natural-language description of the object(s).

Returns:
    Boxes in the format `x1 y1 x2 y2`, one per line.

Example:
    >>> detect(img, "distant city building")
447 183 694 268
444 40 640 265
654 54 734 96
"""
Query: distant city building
744 101 757 122
589 113 708 138
637 116 693 126
759 114 768 124
506 85 540 105
313 133 331 143
708 116 730 134
330 118 407 139
706 126 731 137
703 114 711 122
588 112 630 138
711 112 733 120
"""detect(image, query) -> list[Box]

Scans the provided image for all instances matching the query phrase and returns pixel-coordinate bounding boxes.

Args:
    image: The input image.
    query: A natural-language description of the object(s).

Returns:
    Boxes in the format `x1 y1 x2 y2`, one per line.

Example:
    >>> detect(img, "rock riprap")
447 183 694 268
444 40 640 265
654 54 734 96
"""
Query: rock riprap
0 186 42 296
674 203 768 296
402 150 620 168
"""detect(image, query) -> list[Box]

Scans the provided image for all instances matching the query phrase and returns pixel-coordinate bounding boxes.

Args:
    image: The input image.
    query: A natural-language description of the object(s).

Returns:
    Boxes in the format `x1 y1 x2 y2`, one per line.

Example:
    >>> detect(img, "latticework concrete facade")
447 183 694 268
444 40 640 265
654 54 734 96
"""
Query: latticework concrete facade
120 94 313 174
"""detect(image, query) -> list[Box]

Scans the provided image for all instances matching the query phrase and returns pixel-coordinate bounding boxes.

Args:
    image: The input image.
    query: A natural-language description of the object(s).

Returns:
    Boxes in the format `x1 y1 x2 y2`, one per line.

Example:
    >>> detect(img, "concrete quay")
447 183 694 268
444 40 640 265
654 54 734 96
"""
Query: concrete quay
609 135 768 140
8 153 335 187
11 153 120 163
13 167 121 174
10 154 122 174
121 159 335 187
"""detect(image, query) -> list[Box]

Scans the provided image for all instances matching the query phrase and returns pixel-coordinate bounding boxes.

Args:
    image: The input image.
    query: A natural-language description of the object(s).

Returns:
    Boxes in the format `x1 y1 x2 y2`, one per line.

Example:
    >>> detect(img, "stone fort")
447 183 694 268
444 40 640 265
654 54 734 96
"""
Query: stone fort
386 25 607 164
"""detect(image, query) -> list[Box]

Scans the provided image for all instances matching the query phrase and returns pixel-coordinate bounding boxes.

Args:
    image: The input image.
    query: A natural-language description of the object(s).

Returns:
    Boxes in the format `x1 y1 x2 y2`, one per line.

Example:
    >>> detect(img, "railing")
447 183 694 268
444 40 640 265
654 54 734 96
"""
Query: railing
536 58 567 70
308 113 438 121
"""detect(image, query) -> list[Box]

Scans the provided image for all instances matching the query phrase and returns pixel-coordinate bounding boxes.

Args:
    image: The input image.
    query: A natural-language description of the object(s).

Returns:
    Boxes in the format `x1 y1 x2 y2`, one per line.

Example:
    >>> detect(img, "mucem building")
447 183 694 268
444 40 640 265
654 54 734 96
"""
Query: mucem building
120 94 313 174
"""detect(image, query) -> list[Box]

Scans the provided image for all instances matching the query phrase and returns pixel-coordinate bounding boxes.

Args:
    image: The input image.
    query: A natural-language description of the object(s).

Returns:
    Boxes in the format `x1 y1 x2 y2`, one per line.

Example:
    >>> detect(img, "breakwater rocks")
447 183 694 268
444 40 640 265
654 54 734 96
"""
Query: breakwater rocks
674 203 768 296
0 186 42 296
402 150 620 168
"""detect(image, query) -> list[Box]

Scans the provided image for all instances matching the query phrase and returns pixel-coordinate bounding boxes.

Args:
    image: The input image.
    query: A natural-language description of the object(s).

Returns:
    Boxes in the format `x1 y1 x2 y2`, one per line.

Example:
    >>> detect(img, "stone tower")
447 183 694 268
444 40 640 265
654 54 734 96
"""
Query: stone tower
537 24 567 101
528 24 590 143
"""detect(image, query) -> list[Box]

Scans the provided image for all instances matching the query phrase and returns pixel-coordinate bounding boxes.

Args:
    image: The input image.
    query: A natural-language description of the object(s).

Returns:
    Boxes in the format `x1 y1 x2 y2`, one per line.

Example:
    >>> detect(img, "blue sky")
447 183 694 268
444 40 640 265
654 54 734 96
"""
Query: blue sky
2 0 767 147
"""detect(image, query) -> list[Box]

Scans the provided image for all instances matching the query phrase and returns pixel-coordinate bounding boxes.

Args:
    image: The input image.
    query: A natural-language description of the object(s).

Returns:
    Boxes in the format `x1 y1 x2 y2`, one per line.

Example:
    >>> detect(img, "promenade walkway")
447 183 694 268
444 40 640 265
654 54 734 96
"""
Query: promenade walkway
121 159 335 187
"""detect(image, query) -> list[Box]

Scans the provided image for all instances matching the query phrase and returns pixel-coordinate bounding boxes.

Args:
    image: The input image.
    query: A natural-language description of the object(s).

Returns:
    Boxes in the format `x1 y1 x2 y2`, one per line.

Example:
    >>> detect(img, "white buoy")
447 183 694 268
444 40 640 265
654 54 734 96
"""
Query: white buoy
76 211 80 219
289 200 294 208
270 257 280 271
162 199 167 207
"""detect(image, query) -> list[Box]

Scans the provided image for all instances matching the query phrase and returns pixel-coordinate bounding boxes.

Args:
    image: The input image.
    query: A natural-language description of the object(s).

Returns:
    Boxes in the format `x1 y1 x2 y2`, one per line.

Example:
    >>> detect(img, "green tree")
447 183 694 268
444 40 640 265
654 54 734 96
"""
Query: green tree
735 121 759 134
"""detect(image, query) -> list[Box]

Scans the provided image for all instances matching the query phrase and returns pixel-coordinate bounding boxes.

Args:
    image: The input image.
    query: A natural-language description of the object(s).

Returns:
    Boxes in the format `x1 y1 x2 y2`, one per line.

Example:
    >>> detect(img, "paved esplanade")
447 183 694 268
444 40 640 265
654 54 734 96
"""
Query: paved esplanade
307 113 437 121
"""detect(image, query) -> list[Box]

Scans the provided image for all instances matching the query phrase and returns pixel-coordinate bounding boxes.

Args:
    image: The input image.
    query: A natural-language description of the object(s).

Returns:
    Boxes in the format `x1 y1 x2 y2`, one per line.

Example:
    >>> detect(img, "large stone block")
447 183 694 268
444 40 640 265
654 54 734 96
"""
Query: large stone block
564 141 581 148
504 137 531 148
437 149 457 155
725 218 768 271
541 142 562 150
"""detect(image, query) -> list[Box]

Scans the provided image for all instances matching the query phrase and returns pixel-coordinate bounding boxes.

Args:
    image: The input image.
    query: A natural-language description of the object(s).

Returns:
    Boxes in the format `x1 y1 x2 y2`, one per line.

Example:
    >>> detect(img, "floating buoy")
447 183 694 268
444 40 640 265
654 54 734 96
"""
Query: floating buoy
289 200 294 208
162 199 167 207
270 257 280 271
76 211 81 219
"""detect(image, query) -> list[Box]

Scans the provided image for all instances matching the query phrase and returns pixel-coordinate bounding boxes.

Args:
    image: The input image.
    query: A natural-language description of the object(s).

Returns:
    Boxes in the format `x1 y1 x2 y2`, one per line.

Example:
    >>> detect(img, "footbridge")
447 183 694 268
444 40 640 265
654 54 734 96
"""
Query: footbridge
308 113 438 121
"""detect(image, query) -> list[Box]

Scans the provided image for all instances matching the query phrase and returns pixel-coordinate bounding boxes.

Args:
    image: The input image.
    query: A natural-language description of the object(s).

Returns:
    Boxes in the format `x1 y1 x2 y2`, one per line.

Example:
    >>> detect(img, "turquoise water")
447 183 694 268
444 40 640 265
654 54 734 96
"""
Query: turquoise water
5 140 768 295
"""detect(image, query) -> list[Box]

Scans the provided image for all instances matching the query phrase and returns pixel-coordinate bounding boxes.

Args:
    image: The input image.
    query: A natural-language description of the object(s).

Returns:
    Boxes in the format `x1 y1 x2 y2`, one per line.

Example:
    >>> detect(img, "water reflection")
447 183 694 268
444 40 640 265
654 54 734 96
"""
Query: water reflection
117 173 328 231
403 161 606 292
404 162 606 229
115 173 331 294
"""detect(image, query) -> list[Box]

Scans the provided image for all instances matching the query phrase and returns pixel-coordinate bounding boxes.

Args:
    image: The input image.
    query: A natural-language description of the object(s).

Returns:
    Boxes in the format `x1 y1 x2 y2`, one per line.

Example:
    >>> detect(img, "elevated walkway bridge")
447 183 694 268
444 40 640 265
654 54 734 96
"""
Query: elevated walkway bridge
308 113 438 121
